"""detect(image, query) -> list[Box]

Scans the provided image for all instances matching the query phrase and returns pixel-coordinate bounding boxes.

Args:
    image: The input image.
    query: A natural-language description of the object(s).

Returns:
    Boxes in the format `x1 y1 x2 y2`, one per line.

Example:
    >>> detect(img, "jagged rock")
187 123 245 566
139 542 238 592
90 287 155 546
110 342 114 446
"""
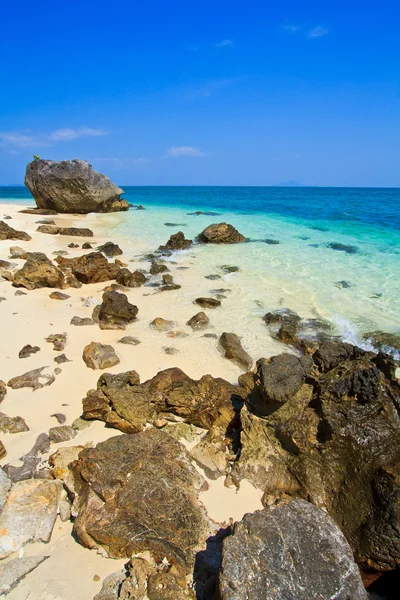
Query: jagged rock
218 499 368 600
195 297 221 308
190 431 228 479
49 425 77 443
0 440 6 459
118 336 141 345
83 342 120 370
13 252 66 290
219 333 252 370
158 231 193 252
0 479 62 559
0 467 11 510
82 367 239 433
18 344 41 359
49 445 85 515
70 429 211 565
0 556 49 596
115 258 128 267
0 221 31 242
51 413 66 424
2 433 50 482
82 241 92 249
71 315 95 326
94 552 194 600
150 317 175 331
97 242 123 257
198 223 246 244
0 413 29 434
116 268 146 287
7 367 56 391
25 158 128 213
54 353 71 364
55 252 120 284
45 333 67 351
150 261 169 275
231 343 400 573
49 291 70 300
95 291 138 330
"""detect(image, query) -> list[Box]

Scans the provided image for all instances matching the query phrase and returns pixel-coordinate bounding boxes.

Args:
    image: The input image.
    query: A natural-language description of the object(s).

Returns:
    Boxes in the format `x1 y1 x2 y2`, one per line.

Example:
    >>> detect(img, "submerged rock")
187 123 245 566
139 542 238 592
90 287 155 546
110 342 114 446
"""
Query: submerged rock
95 291 138 329
219 332 253 370
13 252 66 290
198 223 246 244
0 221 31 242
218 499 368 600
82 342 120 370
9 246 27 259
55 252 120 284
327 242 359 254
25 158 128 213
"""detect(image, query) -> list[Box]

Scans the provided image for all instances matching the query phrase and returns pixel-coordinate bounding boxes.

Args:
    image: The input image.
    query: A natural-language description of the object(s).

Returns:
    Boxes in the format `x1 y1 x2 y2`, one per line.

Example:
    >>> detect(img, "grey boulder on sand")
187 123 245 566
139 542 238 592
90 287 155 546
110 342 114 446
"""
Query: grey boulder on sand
25 159 129 213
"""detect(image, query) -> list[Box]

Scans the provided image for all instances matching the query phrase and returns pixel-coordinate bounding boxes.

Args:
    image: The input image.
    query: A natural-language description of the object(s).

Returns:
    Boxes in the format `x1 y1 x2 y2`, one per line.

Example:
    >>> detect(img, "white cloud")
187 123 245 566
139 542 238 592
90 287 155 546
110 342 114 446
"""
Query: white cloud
283 24 301 33
166 146 204 157
0 127 109 148
308 26 329 38
216 39 233 48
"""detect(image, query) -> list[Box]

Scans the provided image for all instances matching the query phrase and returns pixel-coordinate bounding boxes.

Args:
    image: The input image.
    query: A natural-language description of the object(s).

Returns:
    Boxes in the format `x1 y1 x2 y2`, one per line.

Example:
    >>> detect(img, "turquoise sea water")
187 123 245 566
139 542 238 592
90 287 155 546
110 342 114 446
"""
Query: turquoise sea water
1 185 399 351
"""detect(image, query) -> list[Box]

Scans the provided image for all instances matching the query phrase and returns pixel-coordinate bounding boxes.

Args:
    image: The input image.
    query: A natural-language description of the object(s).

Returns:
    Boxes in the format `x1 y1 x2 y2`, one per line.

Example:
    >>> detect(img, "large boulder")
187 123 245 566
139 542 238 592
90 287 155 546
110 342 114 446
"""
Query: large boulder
94 291 138 329
69 429 211 566
198 223 246 244
231 343 400 573
13 252 66 290
82 367 239 433
218 499 368 600
55 252 120 284
25 159 128 213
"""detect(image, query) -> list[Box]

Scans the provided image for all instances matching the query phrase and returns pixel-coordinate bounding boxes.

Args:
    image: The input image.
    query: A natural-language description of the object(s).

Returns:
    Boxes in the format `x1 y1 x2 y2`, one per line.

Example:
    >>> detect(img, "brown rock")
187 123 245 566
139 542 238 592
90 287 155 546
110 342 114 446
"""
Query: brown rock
83 342 120 370
195 297 221 308
70 316 95 326
198 222 246 244
0 381 7 404
13 253 66 290
95 291 138 330
150 317 175 331
45 333 67 351
9 246 27 259
97 242 123 257
187 312 209 329
49 425 77 443
219 332 253 370
150 261 169 275
55 252 120 284
19 208 59 215
49 291 70 300
18 344 41 359
118 336 141 345
0 441 6 459
116 268 146 287
8 367 56 391
0 221 31 242
0 413 29 434
158 231 193 252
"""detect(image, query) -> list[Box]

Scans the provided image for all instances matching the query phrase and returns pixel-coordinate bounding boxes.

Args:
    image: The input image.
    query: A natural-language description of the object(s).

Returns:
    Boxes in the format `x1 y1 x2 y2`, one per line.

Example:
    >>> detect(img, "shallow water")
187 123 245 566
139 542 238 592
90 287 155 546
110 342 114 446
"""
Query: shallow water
1 185 399 353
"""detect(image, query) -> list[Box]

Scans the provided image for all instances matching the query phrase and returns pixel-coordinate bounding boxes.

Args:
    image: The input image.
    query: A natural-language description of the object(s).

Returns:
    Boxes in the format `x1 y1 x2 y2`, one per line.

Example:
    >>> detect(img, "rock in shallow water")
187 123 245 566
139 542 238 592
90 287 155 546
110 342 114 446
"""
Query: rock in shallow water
195 297 221 309
187 312 209 329
218 499 368 600
198 222 246 244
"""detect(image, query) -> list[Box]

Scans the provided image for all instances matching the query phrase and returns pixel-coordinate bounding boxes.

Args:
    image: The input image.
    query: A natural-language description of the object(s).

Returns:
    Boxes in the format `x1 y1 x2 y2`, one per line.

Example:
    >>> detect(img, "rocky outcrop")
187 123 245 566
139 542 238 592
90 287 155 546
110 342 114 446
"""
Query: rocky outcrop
69 429 211 566
218 499 368 600
55 252 120 284
82 342 120 370
116 268 146 287
25 159 128 213
198 223 246 244
82 367 239 432
0 221 31 242
231 343 400 573
94 291 138 329
219 333 252 370
13 253 66 290
158 231 193 252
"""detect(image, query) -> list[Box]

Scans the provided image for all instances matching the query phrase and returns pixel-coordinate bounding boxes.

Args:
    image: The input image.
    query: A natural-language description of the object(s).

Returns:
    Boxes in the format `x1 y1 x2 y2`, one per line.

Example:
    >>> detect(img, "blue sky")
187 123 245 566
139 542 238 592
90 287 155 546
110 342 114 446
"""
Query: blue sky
1 0 399 186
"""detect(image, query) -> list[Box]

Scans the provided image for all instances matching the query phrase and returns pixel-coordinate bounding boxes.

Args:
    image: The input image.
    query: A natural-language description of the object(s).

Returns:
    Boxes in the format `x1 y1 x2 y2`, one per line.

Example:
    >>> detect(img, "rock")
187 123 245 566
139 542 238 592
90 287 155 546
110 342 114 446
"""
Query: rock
219 332 253 370
97 242 123 257
72 416 92 431
0 259 12 269
0 413 29 434
264 238 280 244
114 258 127 267
204 274 221 280
218 499 368 600
164 346 179 355
167 331 189 339
82 367 239 433
195 297 221 309
0 221 31 242
220 265 239 273
0 380 7 403
158 231 193 252
25 158 129 213
19 208 58 215
116 268 146 287
51 413 66 424
190 432 228 479
327 242 358 254
54 353 71 364
36 224 60 235
70 429 211 565
150 317 175 331
3 433 50 482
59 499 71 522
150 260 169 275
55 252 120 284
68 243 79 248
14 289 27 296
8 367 56 391
0 440 6 459
49 291 70 300
49 425 77 443
60 227 93 237
118 336 141 345
0 556 49 596
45 333 67 351
13 252 66 290
83 342 120 370
70 316 95 326
18 344 41 359
0 479 62 559
198 223 246 244
95 291 138 330
364 331 400 356
0 467 11 510
36 218 56 224
82 242 92 249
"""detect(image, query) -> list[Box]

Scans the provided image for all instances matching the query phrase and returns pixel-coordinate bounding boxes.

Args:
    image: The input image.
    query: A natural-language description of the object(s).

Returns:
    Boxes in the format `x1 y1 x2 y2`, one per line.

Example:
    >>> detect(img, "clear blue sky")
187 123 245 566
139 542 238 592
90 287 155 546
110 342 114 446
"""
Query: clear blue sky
1 0 399 186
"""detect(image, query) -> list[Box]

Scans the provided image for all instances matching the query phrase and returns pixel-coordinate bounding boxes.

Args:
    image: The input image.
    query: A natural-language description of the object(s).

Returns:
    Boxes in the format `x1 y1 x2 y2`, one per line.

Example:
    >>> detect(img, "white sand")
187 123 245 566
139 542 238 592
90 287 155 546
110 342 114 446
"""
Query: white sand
0 205 270 598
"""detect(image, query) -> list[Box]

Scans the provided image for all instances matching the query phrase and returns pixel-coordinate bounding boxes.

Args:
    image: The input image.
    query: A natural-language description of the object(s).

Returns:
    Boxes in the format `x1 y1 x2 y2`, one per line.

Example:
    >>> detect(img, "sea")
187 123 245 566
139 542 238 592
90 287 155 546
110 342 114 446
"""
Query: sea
1 185 399 356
